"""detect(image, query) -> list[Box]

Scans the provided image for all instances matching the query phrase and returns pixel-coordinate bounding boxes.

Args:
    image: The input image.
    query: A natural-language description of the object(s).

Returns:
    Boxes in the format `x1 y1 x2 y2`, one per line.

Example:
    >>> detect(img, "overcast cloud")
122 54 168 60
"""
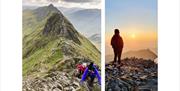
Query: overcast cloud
23 0 101 9
62 0 94 3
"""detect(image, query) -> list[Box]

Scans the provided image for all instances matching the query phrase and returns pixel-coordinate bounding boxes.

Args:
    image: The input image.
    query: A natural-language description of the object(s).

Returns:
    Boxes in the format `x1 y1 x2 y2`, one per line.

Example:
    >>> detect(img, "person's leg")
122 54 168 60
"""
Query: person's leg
114 53 117 63
118 49 123 64
89 74 95 87
113 48 117 63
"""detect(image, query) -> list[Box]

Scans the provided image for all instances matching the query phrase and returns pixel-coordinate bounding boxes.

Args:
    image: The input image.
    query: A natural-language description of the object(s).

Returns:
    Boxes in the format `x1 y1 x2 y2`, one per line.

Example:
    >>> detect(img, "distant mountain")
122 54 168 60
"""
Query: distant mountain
58 7 83 16
70 9 101 17
88 34 101 50
23 6 38 10
23 5 83 15
65 9 101 37
89 34 101 43
106 49 157 63
122 49 157 60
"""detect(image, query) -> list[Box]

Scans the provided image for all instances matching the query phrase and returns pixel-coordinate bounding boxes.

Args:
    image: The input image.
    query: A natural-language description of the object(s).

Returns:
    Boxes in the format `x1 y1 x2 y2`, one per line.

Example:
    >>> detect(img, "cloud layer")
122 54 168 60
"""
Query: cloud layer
62 0 94 3
23 0 101 9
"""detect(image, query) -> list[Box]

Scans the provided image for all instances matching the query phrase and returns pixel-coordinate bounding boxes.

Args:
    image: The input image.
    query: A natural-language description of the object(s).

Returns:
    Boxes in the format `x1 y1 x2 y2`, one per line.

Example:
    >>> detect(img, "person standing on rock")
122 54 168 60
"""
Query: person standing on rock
111 29 124 65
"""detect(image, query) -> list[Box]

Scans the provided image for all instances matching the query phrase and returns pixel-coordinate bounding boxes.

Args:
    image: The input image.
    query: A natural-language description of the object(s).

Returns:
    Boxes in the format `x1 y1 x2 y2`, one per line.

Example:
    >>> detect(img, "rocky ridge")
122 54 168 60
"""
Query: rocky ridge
23 71 80 91
23 57 101 91
23 4 101 91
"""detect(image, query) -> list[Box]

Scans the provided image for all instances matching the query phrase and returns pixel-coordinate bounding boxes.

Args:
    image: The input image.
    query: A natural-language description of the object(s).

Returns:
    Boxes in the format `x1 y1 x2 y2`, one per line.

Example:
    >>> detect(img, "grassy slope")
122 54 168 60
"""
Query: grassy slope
23 10 100 77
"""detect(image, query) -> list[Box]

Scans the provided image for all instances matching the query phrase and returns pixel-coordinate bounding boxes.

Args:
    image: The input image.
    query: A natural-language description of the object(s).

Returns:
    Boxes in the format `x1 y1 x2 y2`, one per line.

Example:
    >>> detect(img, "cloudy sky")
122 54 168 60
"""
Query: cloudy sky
23 0 101 9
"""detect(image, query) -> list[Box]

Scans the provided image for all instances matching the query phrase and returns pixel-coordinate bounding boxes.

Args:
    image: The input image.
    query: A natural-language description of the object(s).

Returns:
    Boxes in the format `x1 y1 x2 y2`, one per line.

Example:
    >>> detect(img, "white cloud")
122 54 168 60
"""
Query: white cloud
23 0 101 9
62 0 96 3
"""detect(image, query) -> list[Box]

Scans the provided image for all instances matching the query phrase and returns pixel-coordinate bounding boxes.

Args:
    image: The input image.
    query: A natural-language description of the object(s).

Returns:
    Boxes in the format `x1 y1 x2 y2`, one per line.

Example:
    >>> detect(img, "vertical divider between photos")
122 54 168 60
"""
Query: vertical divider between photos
101 0 105 91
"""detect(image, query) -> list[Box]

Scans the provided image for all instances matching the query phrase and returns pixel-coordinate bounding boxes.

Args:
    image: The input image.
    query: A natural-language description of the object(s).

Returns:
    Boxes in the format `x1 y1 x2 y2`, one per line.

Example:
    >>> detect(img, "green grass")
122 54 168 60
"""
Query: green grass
23 38 63 77
78 34 101 66
23 10 101 77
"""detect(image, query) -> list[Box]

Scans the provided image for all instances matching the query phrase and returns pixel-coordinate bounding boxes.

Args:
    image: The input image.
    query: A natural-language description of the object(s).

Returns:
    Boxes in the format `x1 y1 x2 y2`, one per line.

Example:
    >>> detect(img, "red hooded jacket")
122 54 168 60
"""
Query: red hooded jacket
111 33 124 50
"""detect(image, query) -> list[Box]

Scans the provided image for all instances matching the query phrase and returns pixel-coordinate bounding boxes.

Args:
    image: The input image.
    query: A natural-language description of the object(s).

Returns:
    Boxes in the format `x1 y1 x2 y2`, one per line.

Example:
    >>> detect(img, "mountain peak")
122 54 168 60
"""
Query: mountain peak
47 4 56 10
42 12 81 44
32 4 61 21
48 4 54 7
46 4 60 13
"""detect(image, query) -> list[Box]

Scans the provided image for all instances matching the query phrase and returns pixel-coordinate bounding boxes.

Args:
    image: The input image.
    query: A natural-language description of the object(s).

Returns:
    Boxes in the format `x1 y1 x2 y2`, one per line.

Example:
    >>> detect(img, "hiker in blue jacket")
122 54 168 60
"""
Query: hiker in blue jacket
80 62 101 87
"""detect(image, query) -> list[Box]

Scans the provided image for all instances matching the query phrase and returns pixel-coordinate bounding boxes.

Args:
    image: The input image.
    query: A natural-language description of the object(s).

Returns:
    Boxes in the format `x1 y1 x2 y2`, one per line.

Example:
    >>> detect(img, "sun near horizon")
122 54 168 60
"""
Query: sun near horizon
105 27 157 56
131 33 136 39
105 0 157 56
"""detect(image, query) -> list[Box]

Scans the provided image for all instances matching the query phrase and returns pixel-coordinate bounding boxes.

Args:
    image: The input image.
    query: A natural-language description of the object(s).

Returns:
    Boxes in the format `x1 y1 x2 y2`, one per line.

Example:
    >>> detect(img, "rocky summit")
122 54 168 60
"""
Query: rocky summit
23 71 81 91
23 57 101 91
105 57 157 91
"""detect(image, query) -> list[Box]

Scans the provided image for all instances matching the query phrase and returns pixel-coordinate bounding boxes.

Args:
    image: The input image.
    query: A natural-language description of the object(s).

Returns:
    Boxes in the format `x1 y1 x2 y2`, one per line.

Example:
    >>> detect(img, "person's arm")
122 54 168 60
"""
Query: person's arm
111 36 114 46
93 65 101 85
80 67 88 82
111 37 115 49
121 37 124 48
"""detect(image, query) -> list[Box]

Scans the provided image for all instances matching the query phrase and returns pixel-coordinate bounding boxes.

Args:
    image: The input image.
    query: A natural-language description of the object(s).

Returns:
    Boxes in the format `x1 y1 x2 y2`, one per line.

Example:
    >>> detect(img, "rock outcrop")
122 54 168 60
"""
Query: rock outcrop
42 12 81 44
105 57 158 91
23 71 81 91
23 57 101 91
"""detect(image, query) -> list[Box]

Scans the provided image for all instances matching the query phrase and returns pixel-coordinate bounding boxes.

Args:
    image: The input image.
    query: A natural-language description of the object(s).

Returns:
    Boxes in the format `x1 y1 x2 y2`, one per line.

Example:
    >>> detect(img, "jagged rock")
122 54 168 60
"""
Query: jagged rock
23 57 100 91
23 71 81 91
106 58 157 91
42 12 81 44
34 4 61 21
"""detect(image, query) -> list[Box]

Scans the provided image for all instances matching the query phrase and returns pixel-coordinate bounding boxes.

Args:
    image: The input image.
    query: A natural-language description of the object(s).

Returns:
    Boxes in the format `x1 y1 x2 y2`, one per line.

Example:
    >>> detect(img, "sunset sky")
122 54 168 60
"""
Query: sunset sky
105 0 157 55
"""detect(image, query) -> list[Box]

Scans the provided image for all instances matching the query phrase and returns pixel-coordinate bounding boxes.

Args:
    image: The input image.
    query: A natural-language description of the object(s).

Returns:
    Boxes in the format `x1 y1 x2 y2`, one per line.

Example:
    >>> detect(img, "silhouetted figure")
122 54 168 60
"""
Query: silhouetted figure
111 29 124 64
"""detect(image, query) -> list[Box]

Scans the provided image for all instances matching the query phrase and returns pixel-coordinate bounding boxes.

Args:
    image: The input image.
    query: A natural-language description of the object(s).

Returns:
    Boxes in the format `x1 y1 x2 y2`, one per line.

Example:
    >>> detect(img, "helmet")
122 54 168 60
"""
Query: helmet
82 63 87 67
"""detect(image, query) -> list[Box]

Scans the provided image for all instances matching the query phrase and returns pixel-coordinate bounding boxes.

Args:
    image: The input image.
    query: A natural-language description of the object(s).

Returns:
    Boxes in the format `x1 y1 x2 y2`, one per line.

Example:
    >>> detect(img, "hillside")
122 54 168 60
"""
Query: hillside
106 49 157 63
23 6 101 37
88 33 101 50
65 9 101 37
23 4 100 91
122 49 157 60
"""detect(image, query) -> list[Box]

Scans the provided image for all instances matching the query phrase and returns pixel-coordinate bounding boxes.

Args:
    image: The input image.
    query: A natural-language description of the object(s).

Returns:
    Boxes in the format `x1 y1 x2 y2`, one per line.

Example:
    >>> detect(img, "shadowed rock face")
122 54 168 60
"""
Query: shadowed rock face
33 4 61 21
42 12 81 45
105 57 158 91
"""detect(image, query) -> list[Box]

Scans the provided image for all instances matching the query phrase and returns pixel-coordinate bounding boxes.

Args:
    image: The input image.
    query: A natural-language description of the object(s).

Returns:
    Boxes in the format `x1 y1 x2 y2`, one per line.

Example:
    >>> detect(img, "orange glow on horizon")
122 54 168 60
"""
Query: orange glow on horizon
105 27 157 55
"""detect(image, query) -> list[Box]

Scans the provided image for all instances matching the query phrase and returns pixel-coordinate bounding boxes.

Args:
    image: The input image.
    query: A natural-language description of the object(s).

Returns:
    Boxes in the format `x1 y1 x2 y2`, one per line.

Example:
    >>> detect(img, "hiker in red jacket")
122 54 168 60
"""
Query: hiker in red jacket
111 29 124 64
75 63 87 78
